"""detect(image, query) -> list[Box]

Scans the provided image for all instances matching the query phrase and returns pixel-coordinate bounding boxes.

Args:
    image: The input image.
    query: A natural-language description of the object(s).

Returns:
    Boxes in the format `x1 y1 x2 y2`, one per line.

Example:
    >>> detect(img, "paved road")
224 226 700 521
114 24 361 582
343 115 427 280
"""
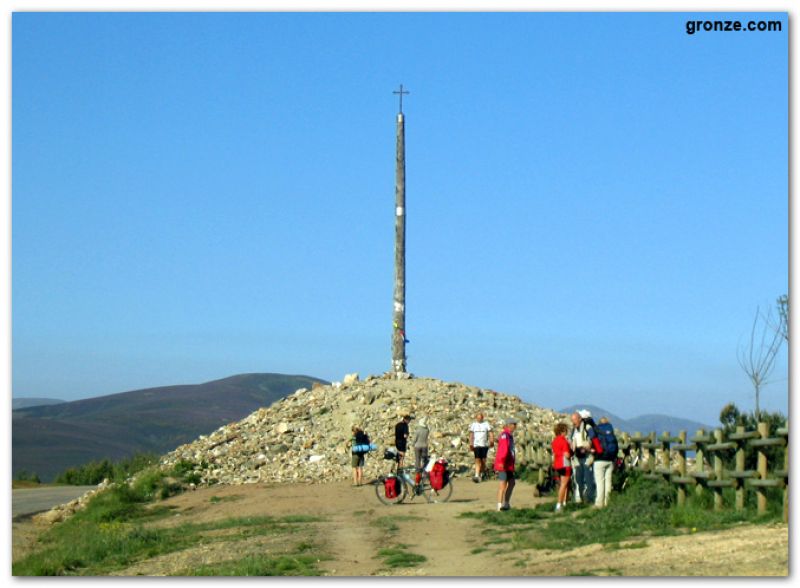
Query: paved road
12 486 97 519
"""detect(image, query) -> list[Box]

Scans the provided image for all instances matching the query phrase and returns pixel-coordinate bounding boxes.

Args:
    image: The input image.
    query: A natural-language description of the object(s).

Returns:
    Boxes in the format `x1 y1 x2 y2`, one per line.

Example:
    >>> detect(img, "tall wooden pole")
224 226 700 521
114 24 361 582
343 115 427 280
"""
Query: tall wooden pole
392 85 409 375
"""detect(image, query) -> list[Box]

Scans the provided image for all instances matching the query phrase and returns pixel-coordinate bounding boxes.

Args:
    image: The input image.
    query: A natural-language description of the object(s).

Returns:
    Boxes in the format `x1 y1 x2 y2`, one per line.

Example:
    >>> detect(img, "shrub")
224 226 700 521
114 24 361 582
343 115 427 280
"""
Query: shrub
15 470 42 484
53 453 159 486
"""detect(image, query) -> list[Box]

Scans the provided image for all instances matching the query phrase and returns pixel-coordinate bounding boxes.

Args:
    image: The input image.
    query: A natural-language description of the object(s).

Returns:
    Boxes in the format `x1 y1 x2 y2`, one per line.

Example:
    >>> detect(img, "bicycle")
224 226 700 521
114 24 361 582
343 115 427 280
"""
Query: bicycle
374 449 454 505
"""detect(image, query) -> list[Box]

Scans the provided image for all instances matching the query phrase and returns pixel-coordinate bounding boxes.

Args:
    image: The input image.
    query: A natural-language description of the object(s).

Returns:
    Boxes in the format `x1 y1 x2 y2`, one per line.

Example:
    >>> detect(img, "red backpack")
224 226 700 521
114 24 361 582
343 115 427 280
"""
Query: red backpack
430 459 449 491
384 475 400 499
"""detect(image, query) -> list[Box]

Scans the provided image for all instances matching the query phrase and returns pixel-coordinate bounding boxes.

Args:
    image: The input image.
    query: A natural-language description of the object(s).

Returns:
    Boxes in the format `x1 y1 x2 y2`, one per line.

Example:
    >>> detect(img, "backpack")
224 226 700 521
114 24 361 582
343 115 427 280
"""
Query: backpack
352 432 375 454
384 475 400 499
595 422 619 460
429 459 449 491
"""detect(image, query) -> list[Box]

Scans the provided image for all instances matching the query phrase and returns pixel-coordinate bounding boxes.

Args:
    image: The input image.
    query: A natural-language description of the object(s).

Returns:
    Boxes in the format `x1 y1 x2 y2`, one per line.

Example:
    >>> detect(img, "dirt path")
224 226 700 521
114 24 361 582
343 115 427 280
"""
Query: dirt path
13 478 788 576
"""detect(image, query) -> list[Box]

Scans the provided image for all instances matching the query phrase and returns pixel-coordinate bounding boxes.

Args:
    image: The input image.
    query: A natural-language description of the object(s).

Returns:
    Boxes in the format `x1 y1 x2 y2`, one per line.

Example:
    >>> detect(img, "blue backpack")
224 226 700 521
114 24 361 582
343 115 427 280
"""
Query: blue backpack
595 422 619 460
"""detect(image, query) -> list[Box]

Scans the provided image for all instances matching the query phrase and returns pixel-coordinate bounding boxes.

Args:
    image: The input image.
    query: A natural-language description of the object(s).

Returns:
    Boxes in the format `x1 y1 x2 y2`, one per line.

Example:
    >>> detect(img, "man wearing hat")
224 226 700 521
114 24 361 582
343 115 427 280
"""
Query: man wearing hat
493 417 518 511
570 410 597 504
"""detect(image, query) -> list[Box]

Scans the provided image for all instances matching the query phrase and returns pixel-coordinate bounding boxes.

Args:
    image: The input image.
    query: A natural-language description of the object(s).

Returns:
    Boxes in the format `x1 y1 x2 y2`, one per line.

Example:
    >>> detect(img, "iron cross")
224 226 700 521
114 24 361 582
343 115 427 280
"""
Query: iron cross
393 84 410 113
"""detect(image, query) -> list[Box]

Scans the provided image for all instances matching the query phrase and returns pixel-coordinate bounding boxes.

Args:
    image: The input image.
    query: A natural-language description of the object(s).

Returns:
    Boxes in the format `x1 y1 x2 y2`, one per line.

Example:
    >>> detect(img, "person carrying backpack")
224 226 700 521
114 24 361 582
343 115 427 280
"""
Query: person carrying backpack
588 416 619 508
569 410 597 504
350 425 370 487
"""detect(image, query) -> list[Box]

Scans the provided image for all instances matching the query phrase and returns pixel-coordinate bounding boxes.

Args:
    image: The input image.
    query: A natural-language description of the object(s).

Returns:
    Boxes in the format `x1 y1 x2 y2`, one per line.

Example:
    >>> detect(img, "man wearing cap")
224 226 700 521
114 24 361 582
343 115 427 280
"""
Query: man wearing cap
570 410 597 504
493 417 518 511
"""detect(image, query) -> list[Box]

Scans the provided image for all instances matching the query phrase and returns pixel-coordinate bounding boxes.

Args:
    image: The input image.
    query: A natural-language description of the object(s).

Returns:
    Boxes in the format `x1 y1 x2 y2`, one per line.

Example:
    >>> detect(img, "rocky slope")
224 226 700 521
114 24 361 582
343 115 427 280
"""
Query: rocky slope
161 374 569 485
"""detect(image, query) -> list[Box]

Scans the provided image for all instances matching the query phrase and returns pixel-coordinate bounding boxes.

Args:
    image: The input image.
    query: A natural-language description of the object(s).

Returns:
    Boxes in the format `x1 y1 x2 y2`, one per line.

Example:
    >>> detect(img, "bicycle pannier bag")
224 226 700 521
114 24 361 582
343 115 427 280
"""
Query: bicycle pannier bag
384 475 400 499
430 460 448 491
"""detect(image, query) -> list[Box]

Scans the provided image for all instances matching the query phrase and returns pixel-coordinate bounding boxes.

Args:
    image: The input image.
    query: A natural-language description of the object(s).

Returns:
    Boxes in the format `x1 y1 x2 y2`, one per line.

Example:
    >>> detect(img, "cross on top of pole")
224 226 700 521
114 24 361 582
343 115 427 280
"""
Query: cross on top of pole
393 84 410 113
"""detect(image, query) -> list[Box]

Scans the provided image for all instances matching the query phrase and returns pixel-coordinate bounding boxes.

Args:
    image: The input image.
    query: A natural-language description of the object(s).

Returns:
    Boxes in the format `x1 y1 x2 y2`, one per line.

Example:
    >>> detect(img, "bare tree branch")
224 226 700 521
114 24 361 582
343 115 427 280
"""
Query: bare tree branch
738 305 784 419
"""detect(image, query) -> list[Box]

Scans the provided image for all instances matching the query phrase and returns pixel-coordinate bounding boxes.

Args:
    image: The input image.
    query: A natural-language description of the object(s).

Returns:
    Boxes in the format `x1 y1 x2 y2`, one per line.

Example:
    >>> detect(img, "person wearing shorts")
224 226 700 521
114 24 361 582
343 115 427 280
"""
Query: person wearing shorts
552 423 572 512
469 413 494 483
394 415 411 467
350 425 370 487
493 418 518 511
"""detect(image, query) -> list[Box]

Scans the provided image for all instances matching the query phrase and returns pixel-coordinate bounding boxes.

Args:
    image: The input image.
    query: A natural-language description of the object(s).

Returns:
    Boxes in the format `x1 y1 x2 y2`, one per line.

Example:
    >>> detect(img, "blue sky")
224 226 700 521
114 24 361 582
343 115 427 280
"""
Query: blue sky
12 12 788 426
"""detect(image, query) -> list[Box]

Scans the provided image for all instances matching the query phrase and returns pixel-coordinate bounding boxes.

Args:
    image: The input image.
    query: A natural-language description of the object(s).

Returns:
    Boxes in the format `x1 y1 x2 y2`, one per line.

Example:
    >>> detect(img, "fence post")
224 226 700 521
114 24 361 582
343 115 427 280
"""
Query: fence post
633 433 643 471
676 430 686 506
756 422 769 514
713 429 724 511
694 429 705 501
735 425 746 511
638 432 648 473
661 431 672 484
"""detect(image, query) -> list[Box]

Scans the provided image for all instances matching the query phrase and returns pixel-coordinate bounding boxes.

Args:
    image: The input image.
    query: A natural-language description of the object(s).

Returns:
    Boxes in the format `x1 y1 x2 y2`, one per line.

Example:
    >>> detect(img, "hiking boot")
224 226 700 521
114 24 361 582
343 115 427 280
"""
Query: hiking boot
500 503 510 511
472 475 480 484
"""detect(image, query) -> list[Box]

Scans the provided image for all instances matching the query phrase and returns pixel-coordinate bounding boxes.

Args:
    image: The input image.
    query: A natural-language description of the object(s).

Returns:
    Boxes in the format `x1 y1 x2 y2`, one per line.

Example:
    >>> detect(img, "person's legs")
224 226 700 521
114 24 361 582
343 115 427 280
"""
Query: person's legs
504 477 516 507
474 452 481 479
558 475 570 506
602 461 613 507
585 461 597 503
593 462 605 507
496 478 508 510
574 459 586 502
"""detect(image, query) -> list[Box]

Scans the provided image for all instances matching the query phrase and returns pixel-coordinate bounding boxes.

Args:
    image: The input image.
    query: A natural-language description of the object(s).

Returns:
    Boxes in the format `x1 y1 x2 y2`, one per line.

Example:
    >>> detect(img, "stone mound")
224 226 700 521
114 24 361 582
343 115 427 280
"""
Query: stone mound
161 374 569 485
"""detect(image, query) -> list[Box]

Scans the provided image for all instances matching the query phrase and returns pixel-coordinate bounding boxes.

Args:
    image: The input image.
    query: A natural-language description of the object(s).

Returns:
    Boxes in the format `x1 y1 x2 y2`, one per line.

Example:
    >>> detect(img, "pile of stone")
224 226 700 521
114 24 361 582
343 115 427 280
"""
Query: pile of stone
161 373 569 485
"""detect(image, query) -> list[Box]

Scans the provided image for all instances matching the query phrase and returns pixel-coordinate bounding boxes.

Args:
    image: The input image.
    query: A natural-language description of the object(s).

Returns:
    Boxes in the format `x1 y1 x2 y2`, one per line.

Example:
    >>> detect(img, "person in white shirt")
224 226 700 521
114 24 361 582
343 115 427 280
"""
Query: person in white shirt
468 412 494 483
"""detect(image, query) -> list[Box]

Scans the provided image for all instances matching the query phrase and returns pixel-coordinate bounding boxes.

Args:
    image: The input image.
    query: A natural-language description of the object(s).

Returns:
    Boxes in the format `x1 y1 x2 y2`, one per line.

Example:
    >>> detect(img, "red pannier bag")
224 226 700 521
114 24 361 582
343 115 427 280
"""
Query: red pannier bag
385 475 400 499
430 459 448 491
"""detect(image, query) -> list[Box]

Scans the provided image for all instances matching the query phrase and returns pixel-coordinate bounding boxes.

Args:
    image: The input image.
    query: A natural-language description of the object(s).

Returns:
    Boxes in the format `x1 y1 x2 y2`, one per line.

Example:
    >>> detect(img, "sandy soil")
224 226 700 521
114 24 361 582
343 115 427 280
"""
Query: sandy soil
12 478 788 576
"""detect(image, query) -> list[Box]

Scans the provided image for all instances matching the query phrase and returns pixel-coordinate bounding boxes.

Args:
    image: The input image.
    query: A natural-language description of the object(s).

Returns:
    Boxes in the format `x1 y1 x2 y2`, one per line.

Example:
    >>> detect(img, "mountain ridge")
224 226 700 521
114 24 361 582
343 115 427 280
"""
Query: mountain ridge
12 397 66 410
559 403 715 435
13 373 328 481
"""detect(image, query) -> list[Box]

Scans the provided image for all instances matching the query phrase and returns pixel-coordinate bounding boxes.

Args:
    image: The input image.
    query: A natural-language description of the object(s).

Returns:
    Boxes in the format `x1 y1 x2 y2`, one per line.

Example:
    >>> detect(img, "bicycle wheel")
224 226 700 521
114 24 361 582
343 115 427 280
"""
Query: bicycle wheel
421 476 454 503
374 475 406 505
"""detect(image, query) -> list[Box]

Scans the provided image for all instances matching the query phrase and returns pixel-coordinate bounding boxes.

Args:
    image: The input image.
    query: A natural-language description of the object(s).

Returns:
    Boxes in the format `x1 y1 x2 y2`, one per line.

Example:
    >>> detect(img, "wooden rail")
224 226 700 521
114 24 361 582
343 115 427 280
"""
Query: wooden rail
515 422 788 523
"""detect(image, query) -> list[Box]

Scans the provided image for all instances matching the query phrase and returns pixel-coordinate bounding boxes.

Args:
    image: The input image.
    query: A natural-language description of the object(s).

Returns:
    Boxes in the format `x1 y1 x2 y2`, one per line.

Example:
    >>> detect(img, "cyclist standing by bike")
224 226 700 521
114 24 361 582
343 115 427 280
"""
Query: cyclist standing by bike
394 415 411 467
412 417 430 481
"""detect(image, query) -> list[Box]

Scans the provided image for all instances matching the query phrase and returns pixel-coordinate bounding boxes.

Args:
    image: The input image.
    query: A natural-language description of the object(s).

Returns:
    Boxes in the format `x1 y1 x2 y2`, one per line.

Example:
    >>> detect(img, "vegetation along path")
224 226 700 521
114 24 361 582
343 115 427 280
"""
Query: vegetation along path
12 476 788 576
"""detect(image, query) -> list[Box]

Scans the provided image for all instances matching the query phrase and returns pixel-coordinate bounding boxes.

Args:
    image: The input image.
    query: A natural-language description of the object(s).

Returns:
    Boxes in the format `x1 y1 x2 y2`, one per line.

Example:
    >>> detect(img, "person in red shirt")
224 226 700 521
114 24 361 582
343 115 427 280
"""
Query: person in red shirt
493 418 518 511
551 423 572 512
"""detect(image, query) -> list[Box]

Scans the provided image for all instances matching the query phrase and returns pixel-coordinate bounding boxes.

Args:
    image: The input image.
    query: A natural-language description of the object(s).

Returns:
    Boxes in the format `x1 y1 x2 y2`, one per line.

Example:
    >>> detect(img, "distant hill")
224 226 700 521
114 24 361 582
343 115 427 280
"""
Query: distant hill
560 404 714 435
12 397 66 410
13 373 327 482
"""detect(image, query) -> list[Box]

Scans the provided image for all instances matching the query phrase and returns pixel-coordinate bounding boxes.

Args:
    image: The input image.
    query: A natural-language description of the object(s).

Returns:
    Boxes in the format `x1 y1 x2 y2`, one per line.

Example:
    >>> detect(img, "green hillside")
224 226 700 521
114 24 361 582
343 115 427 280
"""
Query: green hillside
13 373 327 482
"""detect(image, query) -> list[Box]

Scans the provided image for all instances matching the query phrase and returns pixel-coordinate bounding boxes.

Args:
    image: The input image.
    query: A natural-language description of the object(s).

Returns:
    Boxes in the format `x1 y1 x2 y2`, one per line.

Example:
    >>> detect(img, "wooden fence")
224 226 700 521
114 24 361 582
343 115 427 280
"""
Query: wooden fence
516 422 788 523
